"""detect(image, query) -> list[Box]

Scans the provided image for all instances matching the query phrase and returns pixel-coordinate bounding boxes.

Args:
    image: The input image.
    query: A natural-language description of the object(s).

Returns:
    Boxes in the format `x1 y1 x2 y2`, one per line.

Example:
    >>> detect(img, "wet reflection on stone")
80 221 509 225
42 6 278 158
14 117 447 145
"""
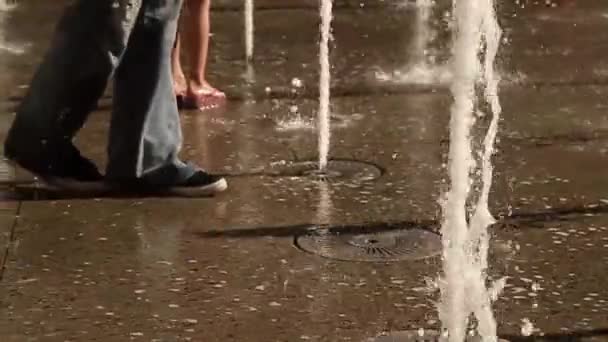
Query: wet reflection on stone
265 160 383 182
368 330 511 342
0 0 608 341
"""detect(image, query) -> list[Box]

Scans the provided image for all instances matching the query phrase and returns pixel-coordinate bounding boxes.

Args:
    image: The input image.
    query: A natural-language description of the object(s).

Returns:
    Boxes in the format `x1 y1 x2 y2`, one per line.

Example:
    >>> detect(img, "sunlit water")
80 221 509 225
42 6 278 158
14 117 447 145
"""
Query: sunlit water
375 0 451 85
318 0 333 171
0 0 16 11
0 0 24 55
438 0 504 340
276 115 316 131
244 0 254 61
275 106 361 132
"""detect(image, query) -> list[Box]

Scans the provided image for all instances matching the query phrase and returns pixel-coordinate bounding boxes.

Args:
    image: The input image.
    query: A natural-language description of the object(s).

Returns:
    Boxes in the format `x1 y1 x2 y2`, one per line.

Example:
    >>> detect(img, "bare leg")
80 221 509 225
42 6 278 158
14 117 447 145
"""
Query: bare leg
171 21 187 96
183 0 224 97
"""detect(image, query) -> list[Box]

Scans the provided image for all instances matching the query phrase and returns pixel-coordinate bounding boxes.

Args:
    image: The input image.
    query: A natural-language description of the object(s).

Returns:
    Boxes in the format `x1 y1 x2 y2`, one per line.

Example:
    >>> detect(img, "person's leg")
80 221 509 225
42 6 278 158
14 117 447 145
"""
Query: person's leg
107 0 191 185
4 0 141 181
107 0 226 195
183 0 224 97
171 23 188 97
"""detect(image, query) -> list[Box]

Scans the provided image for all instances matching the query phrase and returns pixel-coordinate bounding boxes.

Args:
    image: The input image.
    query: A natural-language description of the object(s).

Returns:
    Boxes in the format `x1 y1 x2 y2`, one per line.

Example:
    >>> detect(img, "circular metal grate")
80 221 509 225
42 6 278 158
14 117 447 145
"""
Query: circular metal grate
295 226 441 262
268 159 383 182
368 330 509 342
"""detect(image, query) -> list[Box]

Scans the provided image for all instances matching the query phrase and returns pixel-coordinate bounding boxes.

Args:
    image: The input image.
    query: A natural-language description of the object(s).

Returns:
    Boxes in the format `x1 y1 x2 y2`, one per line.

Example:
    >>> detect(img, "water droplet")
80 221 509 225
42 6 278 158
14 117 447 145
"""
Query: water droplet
291 78 303 88
521 318 535 336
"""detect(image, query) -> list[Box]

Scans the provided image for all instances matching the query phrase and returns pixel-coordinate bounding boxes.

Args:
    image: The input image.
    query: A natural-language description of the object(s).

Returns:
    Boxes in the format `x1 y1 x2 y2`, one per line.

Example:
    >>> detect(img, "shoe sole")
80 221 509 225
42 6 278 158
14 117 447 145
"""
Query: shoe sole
7 159 228 197
4 157 107 193
163 177 228 197
43 177 228 197
43 178 228 197
42 177 109 194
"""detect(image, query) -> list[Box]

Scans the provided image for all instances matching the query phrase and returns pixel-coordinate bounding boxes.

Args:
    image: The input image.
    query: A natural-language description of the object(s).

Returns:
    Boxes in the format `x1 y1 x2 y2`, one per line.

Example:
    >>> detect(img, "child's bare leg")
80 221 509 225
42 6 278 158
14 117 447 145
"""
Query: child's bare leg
184 0 224 97
171 32 188 96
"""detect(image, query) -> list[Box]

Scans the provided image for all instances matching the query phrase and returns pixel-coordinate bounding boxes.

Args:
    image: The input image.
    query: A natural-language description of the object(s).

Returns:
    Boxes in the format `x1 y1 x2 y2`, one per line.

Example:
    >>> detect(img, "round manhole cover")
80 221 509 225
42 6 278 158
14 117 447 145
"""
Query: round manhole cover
369 330 509 342
268 160 382 182
295 227 441 262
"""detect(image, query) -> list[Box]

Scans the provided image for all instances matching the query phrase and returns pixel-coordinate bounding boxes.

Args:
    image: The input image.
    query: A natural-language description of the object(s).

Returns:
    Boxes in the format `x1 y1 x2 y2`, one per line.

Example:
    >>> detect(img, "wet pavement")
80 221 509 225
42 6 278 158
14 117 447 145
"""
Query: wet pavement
1 0 608 341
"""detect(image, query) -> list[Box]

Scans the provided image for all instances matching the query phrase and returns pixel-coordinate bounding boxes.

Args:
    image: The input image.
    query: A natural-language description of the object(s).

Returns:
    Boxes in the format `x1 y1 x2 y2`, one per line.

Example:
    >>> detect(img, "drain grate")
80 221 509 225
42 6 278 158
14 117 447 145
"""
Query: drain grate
268 159 383 182
368 330 509 342
295 226 441 262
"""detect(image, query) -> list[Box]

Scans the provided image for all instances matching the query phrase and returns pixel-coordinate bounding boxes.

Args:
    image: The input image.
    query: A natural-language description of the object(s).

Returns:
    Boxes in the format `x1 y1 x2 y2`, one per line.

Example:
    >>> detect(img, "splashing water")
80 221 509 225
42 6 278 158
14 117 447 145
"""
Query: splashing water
376 0 451 85
401 0 451 84
244 0 254 61
244 61 255 84
438 0 503 340
0 0 16 11
0 0 24 55
276 115 315 132
318 0 333 171
411 0 434 62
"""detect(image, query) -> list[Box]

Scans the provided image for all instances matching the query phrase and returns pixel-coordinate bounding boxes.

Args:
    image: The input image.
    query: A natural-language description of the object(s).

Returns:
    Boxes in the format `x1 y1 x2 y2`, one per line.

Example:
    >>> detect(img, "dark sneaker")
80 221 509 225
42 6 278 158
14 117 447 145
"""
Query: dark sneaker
107 170 227 197
164 170 228 197
4 142 105 192
42 173 106 193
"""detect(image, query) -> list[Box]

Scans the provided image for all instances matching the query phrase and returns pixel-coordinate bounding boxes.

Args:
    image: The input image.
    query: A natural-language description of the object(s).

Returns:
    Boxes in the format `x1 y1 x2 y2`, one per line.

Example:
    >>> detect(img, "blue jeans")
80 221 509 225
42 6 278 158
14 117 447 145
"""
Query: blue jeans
4 0 196 185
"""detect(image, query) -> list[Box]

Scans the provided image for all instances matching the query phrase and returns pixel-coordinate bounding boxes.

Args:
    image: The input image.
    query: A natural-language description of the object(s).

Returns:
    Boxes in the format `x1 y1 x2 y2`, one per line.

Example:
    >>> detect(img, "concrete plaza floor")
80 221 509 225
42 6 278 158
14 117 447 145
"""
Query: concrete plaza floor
1 0 607 341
